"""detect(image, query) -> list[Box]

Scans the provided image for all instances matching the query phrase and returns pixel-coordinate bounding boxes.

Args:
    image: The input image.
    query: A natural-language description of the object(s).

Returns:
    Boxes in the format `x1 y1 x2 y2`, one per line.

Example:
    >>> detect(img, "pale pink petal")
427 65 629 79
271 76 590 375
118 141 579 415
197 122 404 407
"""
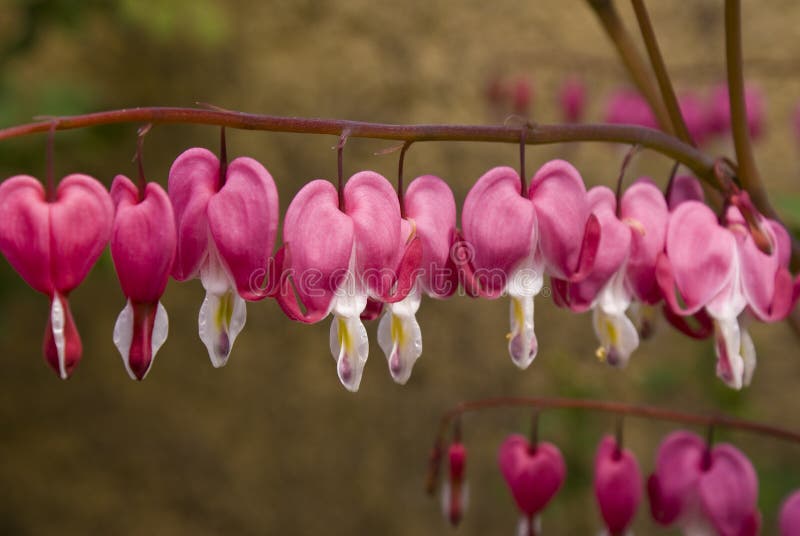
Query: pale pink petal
168 147 220 281
620 178 668 304
404 175 457 296
605 89 658 129
344 171 403 298
461 167 536 295
658 201 737 315
281 180 354 320
529 159 593 280
207 157 279 301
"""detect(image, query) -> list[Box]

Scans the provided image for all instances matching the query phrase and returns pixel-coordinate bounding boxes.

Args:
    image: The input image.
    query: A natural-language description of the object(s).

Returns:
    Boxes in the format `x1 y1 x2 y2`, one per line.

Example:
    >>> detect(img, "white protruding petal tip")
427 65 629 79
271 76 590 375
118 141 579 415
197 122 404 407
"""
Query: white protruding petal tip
330 314 369 392
50 294 68 380
113 300 136 380
199 289 247 368
377 302 423 385
507 295 537 369
592 307 639 369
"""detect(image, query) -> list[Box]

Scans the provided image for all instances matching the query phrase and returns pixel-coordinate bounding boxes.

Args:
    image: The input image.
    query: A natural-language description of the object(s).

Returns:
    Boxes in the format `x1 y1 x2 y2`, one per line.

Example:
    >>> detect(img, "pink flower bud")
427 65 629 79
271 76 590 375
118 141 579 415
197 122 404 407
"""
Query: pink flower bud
442 442 467 526
594 435 642 535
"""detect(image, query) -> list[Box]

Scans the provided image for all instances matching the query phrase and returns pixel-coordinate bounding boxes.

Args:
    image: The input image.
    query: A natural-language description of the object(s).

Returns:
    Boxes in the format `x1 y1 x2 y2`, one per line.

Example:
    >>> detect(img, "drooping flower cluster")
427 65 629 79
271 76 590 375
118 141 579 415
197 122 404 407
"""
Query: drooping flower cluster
0 147 797 391
435 426 800 535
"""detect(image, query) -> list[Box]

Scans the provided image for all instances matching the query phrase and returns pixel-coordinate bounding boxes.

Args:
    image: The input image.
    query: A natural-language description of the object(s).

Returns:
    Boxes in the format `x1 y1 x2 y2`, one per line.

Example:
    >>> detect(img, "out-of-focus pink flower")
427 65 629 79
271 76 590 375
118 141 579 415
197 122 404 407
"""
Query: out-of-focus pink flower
512 76 533 117
594 435 642 536
377 175 457 384
779 490 800 536
707 83 765 140
0 174 113 379
169 148 279 369
679 91 712 146
498 434 566 534
648 430 760 536
110 176 176 380
605 89 659 129
442 442 468 526
559 76 586 123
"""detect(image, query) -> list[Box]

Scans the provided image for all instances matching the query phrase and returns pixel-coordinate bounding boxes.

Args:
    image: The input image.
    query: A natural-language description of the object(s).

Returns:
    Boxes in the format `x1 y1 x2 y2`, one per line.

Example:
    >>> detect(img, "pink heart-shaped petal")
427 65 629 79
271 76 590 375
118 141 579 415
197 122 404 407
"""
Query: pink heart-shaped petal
462 167 536 295
498 435 566 517
208 156 279 301
648 430 705 525
168 147 220 281
594 435 642 535
699 444 760 536
111 176 176 303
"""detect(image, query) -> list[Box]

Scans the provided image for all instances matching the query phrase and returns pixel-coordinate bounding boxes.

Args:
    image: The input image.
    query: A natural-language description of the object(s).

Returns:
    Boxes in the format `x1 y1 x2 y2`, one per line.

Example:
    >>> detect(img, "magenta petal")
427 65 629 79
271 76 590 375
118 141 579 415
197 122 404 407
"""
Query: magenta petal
111 176 176 303
648 430 705 525
662 305 714 340
621 178 669 304
462 167 536 295
0 175 53 294
49 174 114 293
659 201 737 315
344 171 403 297
529 159 591 280
282 180 354 319
168 148 221 281
594 436 642 535
404 175 457 297
779 490 800 536
667 175 705 209
498 435 566 517
374 236 422 303
208 157 279 301
699 444 760 536
605 89 658 129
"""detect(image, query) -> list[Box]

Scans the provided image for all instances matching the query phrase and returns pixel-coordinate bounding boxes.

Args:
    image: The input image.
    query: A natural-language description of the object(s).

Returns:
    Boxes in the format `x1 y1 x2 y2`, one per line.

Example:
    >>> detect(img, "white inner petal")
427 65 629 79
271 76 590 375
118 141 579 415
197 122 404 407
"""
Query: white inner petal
377 289 423 385
740 322 756 387
507 294 537 369
112 299 135 380
713 316 745 390
198 289 247 368
592 307 639 368
151 302 169 365
595 267 631 316
329 312 369 392
50 294 67 380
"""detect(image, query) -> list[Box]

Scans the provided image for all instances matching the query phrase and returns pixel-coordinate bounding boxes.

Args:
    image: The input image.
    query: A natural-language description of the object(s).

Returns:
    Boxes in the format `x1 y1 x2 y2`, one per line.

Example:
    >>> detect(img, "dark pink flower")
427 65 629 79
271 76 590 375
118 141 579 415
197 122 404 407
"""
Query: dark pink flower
0 174 113 378
779 490 800 536
498 434 566 534
679 91 712 146
708 83 765 140
648 430 760 536
594 435 642 536
110 176 176 380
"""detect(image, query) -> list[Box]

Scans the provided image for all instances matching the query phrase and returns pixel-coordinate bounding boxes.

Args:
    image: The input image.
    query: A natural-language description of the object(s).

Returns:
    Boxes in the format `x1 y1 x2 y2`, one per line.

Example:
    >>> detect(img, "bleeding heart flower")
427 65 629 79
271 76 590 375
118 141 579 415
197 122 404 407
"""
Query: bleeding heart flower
168 148 279 368
552 186 635 367
647 430 760 536
594 435 642 536
461 161 599 369
679 91 712 147
377 175 457 384
0 174 113 379
276 171 420 392
110 176 176 380
498 434 566 535
605 89 659 129
441 441 468 526
779 490 800 536
656 200 754 388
